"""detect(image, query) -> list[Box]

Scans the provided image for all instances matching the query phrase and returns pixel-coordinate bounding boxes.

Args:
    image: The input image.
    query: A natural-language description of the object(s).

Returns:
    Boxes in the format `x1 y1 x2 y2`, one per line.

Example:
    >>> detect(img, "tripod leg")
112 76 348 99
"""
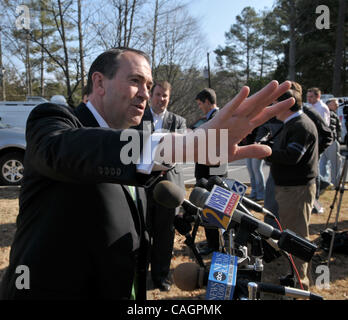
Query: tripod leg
325 158 348 229
327 157 348 267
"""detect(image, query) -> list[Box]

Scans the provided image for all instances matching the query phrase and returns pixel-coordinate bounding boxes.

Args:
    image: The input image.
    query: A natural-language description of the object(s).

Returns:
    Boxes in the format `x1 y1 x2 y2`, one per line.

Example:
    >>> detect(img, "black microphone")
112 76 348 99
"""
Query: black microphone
153 181 206 268
196 177 209 189
153 180 201 215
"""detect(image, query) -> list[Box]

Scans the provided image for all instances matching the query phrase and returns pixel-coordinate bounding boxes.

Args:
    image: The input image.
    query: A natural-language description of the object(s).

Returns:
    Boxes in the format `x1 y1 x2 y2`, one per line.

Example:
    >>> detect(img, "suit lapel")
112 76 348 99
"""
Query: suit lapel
74 103 100 127
162 111 173 131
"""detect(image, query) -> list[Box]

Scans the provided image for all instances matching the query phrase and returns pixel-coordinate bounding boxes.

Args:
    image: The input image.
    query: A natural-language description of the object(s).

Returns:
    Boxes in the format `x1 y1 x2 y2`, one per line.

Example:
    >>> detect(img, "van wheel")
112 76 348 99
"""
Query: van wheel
0 152 24 186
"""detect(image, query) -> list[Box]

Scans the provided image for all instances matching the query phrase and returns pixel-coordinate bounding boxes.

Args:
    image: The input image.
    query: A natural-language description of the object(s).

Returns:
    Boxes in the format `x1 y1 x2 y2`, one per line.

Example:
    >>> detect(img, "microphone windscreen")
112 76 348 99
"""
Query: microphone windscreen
153 180 185 209
196 177 209 189
189 187 209 208
173 263 203 291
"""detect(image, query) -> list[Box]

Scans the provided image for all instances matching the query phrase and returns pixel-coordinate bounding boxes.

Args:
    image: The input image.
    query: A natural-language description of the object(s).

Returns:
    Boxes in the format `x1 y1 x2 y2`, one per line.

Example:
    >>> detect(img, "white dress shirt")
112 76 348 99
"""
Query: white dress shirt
310 100 330 126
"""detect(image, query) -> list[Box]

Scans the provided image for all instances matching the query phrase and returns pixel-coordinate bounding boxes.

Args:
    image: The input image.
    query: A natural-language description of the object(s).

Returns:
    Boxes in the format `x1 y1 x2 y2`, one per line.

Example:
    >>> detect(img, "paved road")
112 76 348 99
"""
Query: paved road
182 159 270 185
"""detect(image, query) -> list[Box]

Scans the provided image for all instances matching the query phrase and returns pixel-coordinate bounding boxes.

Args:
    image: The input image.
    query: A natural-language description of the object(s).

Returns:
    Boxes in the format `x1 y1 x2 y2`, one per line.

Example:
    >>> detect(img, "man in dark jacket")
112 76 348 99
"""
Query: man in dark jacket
267 81 318 290
194 88 227 255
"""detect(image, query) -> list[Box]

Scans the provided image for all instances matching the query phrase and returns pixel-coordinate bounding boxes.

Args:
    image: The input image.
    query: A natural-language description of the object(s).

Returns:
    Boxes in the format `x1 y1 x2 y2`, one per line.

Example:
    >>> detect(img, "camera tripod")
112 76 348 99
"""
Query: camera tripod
324 152 348 267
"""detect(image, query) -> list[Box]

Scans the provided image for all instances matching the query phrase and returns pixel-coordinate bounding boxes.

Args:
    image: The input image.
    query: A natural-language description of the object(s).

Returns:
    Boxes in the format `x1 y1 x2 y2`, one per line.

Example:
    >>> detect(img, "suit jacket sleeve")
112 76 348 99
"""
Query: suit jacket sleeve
25 103 149 185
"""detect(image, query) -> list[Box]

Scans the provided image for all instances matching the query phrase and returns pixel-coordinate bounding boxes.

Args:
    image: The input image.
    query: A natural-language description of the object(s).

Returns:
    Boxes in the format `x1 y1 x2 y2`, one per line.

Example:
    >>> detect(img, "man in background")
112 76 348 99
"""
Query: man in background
194 88 227 256
267 81 318 290
320 98 342 187
134 81 186 292
306 87 330 126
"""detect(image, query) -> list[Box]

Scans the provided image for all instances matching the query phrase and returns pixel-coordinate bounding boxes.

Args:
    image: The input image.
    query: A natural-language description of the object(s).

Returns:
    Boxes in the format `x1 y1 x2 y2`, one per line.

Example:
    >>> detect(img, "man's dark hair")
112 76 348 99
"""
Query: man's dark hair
85 47 151 95
277 81 302 112
150 80 171 95
307 87 321 96
195 88 217 105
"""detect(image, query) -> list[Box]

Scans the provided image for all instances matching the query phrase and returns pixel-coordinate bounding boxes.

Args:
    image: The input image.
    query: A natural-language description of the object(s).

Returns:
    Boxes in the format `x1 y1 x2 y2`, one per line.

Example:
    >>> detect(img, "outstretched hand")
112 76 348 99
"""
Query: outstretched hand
200 80 294 162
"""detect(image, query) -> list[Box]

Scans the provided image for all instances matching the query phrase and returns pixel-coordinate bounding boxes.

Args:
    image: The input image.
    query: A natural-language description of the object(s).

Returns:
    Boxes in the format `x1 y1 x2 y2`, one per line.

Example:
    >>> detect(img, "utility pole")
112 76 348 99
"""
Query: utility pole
204 52 212 88
207 52 211 88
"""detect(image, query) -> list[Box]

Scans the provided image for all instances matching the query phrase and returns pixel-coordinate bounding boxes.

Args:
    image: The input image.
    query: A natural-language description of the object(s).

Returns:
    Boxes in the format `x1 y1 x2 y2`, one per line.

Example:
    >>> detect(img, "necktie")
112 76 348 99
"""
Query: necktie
128 186 137 201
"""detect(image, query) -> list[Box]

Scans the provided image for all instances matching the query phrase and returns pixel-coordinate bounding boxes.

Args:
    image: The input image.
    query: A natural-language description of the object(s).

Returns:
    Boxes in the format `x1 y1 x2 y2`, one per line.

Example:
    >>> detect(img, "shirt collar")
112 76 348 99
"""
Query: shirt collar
206 107 219 120
150 107 166 119
284 110 303 124
85 101 109 128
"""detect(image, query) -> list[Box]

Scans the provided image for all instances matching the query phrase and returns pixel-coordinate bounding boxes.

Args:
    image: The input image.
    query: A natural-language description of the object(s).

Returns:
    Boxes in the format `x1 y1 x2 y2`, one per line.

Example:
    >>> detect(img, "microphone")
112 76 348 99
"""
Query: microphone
174 251 238 301
173 262 208 291
153 180 201 216
189 186 317 262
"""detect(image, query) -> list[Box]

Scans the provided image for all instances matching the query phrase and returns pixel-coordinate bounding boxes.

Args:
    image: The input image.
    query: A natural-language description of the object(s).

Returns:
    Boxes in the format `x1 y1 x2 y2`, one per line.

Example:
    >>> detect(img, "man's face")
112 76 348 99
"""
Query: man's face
306 91 319 105
328 100 339 111
101 52 152 129
196 99 211 115
150 85 170 114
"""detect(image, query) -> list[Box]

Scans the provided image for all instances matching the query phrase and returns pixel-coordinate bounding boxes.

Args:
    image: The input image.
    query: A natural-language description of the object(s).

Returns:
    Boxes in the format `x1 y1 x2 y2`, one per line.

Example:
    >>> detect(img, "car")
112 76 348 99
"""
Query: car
0 119 26 186
0 96 47 128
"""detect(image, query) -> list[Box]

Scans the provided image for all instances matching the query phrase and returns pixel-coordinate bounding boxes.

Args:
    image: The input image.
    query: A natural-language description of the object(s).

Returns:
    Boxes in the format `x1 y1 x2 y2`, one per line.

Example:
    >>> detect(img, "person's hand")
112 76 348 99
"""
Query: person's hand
200 80 294 163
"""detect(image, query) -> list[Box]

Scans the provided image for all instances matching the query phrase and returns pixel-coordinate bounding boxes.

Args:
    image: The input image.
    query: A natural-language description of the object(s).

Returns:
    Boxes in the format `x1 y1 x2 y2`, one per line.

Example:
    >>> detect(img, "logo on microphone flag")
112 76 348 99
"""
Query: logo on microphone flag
202 185 240 229
225 178 248 197
206 252 238 300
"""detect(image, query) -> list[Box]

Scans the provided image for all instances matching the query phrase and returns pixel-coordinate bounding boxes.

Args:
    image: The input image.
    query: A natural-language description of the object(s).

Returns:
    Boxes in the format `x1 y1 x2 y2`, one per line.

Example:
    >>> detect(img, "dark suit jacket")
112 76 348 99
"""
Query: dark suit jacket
0 102 155 300
194 109 228 180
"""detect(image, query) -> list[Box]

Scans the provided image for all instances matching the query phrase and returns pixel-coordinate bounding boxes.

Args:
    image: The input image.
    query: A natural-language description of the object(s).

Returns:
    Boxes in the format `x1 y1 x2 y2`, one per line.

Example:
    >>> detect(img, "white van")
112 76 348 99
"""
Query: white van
0 96 48 128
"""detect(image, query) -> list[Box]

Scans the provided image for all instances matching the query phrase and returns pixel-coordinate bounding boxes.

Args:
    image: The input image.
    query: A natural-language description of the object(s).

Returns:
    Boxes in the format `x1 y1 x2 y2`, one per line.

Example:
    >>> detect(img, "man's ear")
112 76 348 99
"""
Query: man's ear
92 72 105 96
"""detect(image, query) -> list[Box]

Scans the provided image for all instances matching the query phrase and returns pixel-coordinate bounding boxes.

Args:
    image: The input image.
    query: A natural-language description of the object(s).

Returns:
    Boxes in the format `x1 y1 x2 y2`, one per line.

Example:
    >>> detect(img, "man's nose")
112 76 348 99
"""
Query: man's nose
139 84 150 100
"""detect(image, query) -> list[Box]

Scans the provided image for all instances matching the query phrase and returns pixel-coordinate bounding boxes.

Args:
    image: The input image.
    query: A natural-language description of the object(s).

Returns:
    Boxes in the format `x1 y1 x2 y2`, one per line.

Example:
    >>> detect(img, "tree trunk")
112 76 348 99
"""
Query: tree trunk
288 0 296 81
25 33 32 97
151 0 159 76
58 0 72 105
126 0 137 47
40 8 45 97
332 0 346 96
77 0 86 96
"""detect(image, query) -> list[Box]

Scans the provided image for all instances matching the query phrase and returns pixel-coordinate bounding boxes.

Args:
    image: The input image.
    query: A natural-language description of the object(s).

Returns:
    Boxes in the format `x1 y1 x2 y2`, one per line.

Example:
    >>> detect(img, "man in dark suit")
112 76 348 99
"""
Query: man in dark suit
194 88 227 255
0 48 156 300
133 81 186 291
0 45 296 299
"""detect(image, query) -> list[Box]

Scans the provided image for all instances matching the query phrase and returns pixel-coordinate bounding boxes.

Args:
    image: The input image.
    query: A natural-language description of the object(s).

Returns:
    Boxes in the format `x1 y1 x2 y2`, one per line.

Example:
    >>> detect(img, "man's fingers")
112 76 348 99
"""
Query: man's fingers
231 144 272 162
250 97 295 128
244 81 291 119
222 86 250 116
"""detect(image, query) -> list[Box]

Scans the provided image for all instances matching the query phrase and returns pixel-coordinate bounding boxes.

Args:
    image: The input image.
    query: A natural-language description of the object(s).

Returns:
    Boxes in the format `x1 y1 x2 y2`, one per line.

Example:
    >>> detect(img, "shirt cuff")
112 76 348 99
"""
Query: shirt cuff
136 132 174 174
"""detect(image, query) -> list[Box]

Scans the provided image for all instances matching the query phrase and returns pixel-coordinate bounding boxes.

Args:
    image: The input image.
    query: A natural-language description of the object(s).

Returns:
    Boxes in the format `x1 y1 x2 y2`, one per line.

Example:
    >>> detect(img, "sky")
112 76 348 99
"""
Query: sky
187 0 276 67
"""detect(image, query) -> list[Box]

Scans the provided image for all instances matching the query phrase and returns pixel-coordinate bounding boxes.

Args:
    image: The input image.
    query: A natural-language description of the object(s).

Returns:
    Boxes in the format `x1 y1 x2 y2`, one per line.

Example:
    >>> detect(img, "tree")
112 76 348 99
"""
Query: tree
214 6 261 83
332 0 347 96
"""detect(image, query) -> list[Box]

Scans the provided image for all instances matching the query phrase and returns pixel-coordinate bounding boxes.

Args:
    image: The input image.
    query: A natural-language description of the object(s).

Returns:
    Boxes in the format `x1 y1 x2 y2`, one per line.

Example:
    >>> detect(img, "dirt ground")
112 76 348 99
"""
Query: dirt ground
1 185 348 300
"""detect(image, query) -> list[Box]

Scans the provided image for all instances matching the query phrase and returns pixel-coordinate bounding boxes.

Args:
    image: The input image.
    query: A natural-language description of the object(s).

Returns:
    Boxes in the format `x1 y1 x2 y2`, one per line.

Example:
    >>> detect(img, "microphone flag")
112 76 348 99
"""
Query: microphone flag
225 178 248 197
202 185 240 229
206 252 238 300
